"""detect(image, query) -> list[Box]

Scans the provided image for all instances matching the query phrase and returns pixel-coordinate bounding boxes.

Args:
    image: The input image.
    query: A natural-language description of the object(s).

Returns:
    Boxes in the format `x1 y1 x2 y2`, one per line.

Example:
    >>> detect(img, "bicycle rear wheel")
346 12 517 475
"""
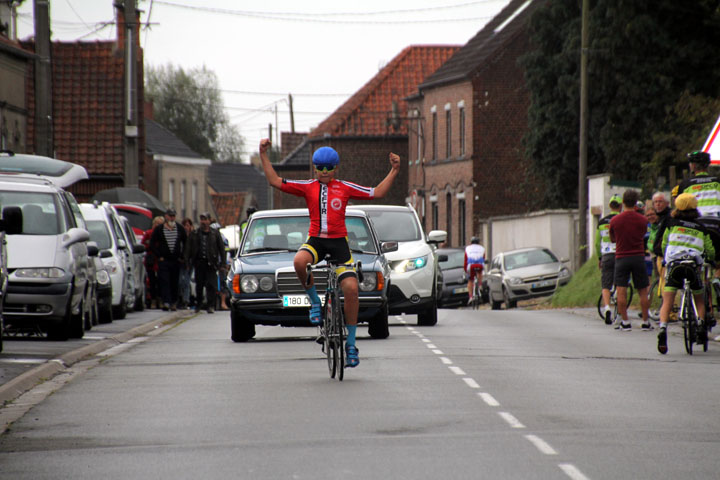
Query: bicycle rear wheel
473 284 481 310
681 292 695 355
324 292 337 378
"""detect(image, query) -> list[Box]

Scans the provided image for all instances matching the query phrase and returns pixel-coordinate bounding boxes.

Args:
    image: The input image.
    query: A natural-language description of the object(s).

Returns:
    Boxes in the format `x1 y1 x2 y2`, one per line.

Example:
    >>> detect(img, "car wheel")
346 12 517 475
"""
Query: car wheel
99 300 113 324
90 295 99 327
134 283 145 311
70 298 86 339
368 302 390 339
503 287 516 309
231 309 255 342
113 295 127 320
417 290 438 326
0 315 4 353
47 298 73 341
490 289 502 310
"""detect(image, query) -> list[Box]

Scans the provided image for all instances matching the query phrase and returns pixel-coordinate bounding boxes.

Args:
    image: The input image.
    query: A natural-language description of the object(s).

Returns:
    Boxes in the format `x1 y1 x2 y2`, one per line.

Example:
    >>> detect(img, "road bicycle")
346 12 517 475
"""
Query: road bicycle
596 283 634 323
673 260 711 355
307 256 362 381
471 280 482 310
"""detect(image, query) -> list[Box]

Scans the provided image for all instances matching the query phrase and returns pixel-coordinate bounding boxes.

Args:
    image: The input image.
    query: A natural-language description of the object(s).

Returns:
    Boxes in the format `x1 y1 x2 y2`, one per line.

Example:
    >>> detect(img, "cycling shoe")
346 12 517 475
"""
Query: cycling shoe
309 303 322 326
345 344 359 368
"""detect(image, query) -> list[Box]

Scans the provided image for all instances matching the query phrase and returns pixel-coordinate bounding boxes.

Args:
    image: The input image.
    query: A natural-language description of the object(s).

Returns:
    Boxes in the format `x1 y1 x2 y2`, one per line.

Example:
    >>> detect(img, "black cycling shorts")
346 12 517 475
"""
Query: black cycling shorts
300 236 356 282
614 255 649 290
601 253 615 290
664 262 703 293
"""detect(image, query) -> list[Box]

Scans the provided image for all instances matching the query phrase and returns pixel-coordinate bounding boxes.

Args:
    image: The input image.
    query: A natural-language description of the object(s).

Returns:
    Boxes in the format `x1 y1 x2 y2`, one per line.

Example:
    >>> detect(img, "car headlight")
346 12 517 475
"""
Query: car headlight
240 275 259 293
15 267 64 279
96 269 111 285
104 260 120 274
393 255 429 273
359 272 378 291
508 276 523 285
559 268 571 278
259 276 274 292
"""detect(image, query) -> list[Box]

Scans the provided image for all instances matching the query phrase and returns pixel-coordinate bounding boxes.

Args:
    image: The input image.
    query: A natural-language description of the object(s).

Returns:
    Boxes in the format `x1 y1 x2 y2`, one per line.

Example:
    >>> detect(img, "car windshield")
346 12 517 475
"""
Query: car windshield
86 220 113 250
364 210 422 242
504 249 558 271
115 209 151 232
242 215 377 254
439 251 465 270
0 191 64 235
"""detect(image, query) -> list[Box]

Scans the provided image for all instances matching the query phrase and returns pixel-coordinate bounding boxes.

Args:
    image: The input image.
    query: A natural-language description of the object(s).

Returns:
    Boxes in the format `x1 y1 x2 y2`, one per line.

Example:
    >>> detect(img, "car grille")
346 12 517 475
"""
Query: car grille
276 270 329 295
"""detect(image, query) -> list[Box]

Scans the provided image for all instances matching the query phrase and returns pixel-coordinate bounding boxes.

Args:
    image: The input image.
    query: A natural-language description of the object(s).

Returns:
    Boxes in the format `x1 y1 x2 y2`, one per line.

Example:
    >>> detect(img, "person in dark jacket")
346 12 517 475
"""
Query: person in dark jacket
185 212 226 313
149 208 187 311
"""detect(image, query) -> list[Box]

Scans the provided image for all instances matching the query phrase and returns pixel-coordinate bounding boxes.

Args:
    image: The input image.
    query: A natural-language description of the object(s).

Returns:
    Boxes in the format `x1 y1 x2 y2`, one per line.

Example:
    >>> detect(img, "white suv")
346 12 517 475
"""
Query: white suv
353 205 446 325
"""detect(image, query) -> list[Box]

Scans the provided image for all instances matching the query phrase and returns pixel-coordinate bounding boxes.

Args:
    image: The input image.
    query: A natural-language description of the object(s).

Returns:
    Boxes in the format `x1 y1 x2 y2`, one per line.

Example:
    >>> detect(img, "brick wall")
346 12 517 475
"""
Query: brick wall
281 132 308 158
472 29 538 220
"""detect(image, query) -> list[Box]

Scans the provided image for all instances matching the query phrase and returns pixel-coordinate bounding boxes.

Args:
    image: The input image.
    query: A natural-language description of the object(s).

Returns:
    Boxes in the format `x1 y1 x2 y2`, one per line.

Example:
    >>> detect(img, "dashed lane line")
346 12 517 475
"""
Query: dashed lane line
525 434 558 455
498 411 526 429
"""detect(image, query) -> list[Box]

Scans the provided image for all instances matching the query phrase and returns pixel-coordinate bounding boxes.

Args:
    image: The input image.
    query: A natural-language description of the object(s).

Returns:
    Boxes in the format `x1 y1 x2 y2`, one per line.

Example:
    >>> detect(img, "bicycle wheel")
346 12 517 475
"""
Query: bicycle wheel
597 293 605 320
333 289 345 381
324 292 337 378
473 284 481 310
681 292 695 355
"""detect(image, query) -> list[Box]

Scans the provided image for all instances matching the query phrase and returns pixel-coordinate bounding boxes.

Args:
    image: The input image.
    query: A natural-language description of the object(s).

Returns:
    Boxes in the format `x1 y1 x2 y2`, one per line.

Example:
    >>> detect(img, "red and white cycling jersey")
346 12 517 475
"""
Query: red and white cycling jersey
281 178 374 238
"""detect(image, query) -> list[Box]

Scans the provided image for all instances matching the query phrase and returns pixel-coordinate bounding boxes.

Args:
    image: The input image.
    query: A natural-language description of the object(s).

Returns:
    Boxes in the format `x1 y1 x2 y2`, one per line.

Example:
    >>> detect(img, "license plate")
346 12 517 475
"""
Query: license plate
453 287 468 294
282 294 326 308
532 280 554 288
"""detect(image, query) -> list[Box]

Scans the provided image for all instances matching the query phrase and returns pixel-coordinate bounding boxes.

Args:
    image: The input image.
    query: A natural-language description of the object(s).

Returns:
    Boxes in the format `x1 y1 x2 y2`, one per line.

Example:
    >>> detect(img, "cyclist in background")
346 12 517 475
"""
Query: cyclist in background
258 139 400 368
464 236 486 305
657 193 715 354
596 194 622 325
673 151 720 217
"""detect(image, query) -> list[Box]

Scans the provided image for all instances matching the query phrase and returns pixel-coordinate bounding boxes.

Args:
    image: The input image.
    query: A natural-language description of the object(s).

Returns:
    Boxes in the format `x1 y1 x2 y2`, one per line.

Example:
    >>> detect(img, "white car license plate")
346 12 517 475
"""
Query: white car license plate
532 280 554 288
282 294 325 307
453 287 468 294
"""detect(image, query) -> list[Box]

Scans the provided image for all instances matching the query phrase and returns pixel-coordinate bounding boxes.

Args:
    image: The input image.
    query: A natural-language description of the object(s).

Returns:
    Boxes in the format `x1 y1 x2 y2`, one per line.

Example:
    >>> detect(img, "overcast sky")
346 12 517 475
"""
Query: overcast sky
16 0 512 161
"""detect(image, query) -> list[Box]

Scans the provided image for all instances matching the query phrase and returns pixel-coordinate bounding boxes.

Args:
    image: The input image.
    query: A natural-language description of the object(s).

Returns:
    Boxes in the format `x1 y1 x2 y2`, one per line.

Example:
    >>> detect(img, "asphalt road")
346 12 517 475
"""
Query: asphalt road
1 307 719 479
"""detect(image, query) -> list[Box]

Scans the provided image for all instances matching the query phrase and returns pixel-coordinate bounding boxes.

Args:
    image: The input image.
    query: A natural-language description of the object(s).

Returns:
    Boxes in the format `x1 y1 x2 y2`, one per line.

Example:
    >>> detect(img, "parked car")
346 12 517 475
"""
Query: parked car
113 203 153 240
0 206 23 352
485 246 572 309
79 202 135 320
117 215 147 311
227 208 396 342
352 205 446 326
0 152 91 340
436 247 480 308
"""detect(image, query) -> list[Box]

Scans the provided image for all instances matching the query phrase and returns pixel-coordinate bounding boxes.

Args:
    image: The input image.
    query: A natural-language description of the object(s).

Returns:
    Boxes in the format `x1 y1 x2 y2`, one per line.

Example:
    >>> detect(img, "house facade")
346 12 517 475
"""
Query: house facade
0 26 33 153
407 0 545 247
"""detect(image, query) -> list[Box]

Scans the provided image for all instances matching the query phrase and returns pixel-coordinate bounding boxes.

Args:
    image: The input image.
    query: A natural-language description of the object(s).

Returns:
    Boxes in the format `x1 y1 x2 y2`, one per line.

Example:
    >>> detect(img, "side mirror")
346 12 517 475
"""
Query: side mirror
381 241 398 254
1 206 23 235
132 244 146 254
100 249 113 259
427 230 447 245
87 242 99 257
62 227 90 248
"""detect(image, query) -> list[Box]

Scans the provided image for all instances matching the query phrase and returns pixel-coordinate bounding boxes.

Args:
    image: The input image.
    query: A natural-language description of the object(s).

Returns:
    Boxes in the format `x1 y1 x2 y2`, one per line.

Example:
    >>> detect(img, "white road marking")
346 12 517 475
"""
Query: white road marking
478 392 500 406
498 411 525 428
0 358 47 364
426 344 437 349
439 357 453 365
448 366 466 375
463 378 480 389
431 349 443 354
525 434 558 455
421 338 431 343
558 463 591 480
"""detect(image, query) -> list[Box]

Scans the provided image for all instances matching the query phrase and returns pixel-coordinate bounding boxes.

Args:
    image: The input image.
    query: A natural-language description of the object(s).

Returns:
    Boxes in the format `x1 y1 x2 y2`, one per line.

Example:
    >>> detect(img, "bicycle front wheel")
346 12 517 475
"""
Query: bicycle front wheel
334 289 345 380
324 293 337 378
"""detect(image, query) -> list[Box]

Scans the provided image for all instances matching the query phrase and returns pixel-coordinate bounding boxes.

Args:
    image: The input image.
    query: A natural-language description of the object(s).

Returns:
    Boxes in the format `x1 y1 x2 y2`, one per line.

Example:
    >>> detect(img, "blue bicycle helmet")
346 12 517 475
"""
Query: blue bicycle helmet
312 146 340 167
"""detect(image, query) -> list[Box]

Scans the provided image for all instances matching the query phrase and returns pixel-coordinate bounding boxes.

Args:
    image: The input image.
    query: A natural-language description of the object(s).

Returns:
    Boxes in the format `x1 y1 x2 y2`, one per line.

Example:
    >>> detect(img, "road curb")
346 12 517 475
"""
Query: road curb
0 311 189 406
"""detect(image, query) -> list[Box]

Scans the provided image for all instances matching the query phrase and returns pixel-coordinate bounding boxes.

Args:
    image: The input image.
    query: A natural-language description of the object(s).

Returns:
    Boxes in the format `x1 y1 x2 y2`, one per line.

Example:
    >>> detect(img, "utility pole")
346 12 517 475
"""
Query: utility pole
288 94 295 133
122 0 139 188
33 0 52 156
577 0 590 265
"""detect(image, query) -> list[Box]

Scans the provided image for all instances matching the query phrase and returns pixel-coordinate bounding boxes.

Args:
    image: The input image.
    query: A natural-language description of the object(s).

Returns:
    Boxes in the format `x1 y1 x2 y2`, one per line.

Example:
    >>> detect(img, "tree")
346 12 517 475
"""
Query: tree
145 64 244 162
521 0 720 207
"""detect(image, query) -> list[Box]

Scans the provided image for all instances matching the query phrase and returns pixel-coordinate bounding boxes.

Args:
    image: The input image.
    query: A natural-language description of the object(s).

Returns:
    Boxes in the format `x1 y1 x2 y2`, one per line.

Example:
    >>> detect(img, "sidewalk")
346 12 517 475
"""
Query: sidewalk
0 311 191 406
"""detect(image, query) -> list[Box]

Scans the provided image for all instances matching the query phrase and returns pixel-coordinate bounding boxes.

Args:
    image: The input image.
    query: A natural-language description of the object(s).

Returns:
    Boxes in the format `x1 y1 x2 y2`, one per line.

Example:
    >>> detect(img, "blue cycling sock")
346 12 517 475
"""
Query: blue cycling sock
306 285 321 305
346 324 357 346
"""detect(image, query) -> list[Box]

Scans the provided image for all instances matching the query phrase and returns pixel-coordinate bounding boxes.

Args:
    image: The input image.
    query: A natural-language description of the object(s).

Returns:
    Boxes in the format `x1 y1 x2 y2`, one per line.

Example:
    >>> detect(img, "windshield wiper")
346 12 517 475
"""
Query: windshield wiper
350 248 376 255
246 247 295 253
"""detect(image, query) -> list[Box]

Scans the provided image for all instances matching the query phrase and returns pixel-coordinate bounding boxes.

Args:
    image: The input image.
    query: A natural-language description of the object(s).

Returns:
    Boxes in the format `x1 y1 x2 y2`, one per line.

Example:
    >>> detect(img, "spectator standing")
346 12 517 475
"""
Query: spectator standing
149 208 187 311
609 190 652 331
142 216 164 308
595 194 622 325
178 218 195 309
186 212 225 313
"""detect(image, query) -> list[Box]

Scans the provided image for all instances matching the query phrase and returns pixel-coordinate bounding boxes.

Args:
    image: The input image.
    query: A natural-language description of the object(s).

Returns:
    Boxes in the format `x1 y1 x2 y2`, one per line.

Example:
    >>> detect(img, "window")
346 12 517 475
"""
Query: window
432 112 438 161
168 179 175 207
459 107 465 156
445 109 452 158
192 181 198 221
180 180 186 219
432 201 438 231
458 199 466 245
446 193 452 246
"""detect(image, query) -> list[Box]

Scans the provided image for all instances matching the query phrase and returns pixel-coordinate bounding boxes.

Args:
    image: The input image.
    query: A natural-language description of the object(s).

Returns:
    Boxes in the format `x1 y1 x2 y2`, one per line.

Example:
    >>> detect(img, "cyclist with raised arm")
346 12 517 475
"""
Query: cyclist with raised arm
596 194 622 325
259 139 400 368
464 236 485 305
657 193 715 354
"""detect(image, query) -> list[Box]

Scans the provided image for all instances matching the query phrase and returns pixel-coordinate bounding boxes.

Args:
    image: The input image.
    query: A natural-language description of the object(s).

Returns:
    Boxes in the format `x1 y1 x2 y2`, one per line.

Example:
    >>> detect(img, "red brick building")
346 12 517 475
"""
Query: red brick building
277 45 459 210
407 0 544 247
